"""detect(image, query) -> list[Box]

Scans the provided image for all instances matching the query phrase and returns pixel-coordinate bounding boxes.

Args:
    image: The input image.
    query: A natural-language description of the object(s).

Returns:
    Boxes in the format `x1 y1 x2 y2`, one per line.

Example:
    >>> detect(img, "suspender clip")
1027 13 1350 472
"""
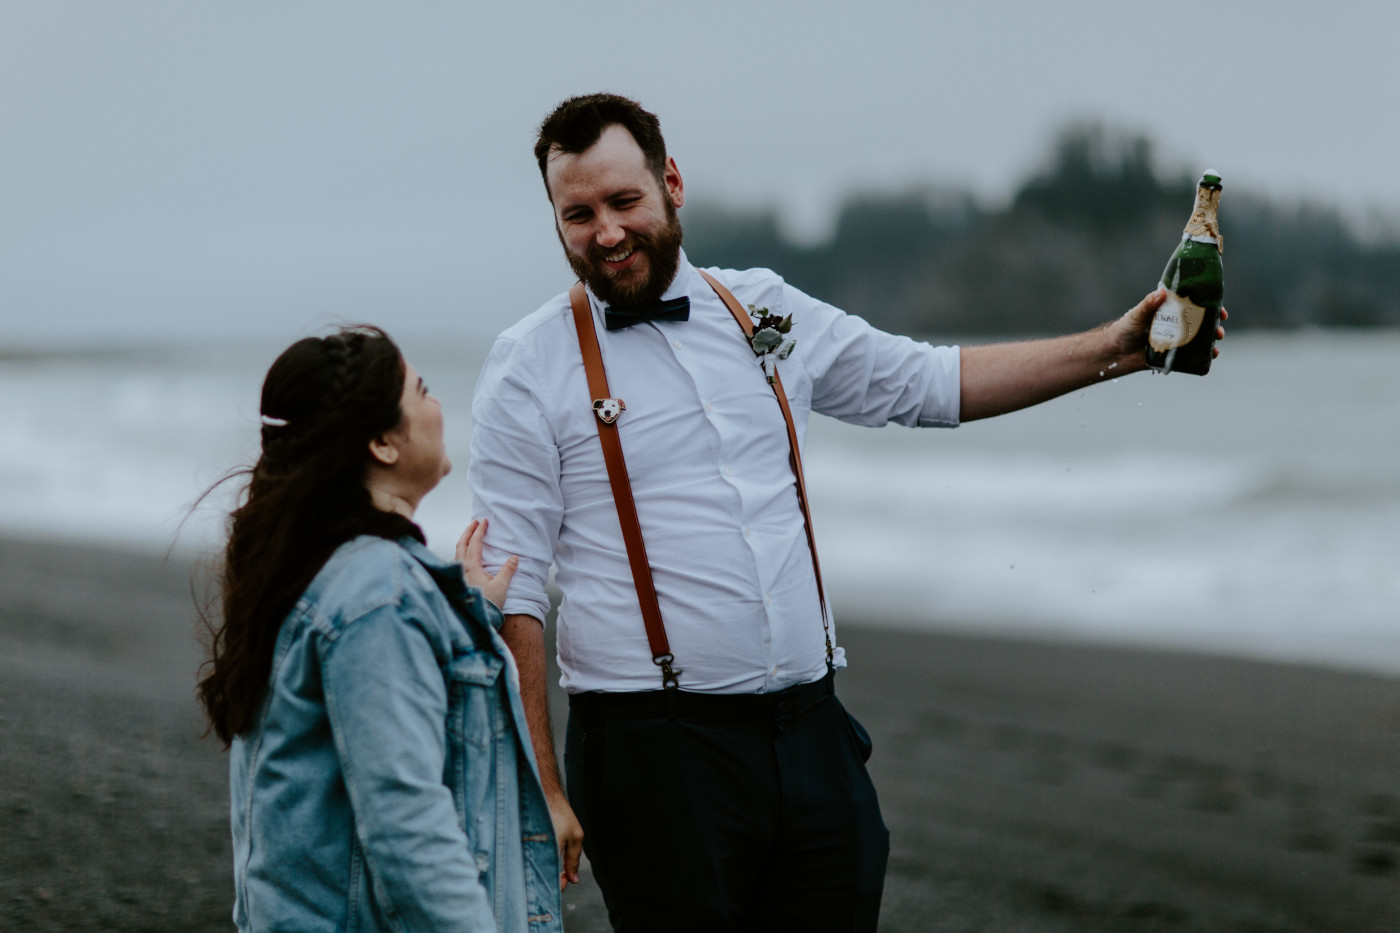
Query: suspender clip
653 653 682 690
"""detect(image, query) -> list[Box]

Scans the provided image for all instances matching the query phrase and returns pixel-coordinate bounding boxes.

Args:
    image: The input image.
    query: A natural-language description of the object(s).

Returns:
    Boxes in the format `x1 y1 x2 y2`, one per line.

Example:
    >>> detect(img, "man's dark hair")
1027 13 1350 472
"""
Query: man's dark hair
534 93 667 197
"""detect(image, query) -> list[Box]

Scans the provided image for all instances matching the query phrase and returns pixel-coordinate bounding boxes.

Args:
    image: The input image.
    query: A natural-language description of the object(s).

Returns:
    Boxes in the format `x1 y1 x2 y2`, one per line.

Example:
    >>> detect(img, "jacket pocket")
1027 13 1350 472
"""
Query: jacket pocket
446 649 506 749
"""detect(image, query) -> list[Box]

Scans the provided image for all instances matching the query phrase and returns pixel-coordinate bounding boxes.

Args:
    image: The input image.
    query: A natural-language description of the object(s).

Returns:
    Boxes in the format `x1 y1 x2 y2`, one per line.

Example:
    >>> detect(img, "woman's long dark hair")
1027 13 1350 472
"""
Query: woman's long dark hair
198 326 425 745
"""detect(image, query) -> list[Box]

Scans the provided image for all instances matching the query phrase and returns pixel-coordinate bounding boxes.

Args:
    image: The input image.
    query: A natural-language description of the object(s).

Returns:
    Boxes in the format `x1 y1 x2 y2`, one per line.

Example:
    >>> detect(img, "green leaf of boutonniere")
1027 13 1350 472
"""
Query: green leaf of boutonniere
752 327 782 353
745 303 797 382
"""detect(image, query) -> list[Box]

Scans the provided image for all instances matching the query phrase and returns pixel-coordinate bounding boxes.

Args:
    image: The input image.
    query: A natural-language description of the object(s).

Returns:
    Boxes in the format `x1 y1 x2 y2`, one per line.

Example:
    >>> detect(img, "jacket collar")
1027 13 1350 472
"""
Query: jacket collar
397 536 468 598
396 535 507 633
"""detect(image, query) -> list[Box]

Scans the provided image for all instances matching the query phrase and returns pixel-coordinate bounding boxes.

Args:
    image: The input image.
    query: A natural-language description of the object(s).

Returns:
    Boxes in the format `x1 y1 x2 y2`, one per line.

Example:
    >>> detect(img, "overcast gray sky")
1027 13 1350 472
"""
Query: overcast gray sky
3 1 1396 348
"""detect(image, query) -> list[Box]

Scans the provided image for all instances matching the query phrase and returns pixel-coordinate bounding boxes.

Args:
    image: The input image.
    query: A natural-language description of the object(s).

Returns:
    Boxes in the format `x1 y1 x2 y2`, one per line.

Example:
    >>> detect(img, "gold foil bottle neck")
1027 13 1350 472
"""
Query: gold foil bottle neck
1182 183 1223 253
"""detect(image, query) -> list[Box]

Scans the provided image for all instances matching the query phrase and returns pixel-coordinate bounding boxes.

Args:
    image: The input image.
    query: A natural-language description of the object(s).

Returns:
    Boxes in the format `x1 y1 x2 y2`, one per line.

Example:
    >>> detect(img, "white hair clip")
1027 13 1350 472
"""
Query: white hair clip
260 414 289 427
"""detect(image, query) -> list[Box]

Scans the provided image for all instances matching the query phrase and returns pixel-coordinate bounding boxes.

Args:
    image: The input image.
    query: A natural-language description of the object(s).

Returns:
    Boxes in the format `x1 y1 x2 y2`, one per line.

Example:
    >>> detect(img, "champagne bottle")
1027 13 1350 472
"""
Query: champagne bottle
1147 171 1224 375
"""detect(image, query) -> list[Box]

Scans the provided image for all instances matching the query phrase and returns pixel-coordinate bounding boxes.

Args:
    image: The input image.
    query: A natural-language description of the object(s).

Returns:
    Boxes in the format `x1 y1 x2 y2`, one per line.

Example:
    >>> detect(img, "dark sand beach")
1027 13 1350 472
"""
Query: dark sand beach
2 534 1397 932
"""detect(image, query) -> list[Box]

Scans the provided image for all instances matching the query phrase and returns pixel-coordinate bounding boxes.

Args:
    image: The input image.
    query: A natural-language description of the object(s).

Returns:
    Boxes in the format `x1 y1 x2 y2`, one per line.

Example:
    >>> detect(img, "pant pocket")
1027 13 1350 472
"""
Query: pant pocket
843 709 874 763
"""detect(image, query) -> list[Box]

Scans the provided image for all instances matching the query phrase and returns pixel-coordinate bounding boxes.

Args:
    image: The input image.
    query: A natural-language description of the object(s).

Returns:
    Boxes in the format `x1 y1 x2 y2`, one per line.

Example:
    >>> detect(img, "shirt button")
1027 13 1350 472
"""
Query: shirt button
705 401 714 413
743 526 752 537
770 665 779 675
673 339 683 349
724 466 734 476
764 594 772 605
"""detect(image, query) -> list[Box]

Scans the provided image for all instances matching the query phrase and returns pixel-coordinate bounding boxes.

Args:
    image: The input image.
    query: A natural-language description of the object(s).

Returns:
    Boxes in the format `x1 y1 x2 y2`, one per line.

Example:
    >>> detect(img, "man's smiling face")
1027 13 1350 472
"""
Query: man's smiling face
546 123 685 310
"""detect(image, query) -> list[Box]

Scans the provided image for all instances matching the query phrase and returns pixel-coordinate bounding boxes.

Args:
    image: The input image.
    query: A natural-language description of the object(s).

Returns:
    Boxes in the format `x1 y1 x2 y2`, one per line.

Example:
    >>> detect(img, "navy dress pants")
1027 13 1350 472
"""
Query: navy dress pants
564 672 889 932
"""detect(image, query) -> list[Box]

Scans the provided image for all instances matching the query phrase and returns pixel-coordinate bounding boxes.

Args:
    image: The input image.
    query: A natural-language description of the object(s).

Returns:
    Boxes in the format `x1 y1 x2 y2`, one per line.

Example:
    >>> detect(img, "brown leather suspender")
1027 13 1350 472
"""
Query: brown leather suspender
568 283 680 688
697 271 832 660
569 276 831 691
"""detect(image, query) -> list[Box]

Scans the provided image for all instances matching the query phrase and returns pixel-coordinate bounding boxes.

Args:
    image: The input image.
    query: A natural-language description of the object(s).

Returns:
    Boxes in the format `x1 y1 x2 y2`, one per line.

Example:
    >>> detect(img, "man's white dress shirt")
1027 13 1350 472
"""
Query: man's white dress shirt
468 253 960 694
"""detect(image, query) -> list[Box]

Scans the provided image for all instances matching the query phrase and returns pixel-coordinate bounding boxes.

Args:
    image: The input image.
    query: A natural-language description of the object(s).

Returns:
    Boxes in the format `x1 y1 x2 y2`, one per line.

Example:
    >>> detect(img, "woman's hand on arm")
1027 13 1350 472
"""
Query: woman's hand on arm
456 518 518 611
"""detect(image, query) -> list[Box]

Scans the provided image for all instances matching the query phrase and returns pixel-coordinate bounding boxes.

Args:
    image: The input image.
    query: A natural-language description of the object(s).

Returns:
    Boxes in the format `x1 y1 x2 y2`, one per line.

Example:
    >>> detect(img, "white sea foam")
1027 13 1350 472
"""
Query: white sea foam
2 331 1397 676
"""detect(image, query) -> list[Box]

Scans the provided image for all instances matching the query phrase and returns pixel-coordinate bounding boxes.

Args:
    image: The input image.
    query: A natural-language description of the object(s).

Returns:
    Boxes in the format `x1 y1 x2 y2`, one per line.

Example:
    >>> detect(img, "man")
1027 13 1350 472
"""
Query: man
468 94 1223 932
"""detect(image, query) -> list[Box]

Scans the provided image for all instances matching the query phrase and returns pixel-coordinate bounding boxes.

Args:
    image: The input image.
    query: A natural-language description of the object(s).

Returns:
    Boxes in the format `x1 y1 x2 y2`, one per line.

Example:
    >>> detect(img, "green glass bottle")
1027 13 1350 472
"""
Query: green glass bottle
1146 171 1224 375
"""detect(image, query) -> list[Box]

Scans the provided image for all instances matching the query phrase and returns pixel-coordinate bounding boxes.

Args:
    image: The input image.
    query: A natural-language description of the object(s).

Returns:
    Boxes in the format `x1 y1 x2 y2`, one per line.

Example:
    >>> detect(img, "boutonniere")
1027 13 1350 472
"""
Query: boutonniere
747 304 795 384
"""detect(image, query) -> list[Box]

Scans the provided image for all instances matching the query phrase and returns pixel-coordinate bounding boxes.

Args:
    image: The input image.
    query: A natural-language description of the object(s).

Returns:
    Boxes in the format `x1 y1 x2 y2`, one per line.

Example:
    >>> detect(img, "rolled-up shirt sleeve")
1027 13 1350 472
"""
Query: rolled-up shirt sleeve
793 283 961 428
468 334 563 624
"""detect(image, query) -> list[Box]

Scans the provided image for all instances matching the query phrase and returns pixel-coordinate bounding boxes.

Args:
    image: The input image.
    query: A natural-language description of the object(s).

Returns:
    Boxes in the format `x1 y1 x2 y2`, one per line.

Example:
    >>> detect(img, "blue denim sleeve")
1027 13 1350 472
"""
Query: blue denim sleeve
320 597 496 933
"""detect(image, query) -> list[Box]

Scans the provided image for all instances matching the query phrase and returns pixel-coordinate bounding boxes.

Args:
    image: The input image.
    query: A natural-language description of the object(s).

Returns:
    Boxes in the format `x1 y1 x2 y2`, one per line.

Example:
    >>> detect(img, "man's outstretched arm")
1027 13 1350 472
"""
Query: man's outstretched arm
500 612 583 891
959 288 1227 422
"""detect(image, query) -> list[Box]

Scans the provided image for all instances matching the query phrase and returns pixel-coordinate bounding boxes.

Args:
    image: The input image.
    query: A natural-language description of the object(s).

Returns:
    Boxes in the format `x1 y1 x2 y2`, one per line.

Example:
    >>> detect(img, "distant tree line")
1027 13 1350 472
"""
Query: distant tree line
683 124 1400 336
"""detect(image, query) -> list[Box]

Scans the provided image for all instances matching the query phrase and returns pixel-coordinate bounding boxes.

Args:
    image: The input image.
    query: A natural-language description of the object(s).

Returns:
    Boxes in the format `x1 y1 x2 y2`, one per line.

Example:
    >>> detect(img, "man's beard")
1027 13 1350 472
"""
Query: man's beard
561 197 684 311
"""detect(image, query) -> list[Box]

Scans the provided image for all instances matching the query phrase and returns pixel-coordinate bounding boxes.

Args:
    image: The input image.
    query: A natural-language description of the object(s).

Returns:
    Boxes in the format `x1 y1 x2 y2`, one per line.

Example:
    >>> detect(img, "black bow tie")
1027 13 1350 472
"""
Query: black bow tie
604 296 691 331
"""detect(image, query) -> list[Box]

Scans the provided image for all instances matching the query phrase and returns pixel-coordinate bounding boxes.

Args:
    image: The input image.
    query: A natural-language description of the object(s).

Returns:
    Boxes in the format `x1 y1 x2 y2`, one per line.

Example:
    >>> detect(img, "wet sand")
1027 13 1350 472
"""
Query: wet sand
2 535 1397 932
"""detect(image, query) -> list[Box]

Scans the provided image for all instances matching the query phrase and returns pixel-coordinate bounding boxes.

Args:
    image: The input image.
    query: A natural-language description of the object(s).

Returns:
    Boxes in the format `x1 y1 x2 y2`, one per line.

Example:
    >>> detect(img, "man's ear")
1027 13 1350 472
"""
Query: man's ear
368 434 400 466
664 156 684 209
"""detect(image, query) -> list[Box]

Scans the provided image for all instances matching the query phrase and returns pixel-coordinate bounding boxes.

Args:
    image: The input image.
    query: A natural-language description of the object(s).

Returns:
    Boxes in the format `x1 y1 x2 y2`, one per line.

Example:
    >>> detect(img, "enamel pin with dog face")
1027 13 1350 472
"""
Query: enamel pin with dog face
592 398 626 424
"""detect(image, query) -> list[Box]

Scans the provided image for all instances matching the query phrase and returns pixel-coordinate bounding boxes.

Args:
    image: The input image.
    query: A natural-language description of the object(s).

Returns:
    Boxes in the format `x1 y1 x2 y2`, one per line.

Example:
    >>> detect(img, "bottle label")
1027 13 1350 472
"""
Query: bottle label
1149 286 1207 352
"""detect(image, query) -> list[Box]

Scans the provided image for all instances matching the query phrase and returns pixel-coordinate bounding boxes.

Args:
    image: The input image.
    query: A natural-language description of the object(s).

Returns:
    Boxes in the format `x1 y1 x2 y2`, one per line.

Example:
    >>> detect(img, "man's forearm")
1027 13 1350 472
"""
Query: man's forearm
958 290 1162 422
499 611 585 887
499 613 566 797
959 326 1145 421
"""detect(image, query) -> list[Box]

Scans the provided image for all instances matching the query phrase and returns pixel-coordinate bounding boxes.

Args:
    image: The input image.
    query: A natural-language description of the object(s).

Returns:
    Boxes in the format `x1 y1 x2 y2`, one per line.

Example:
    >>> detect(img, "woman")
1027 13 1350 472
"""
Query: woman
197 327 562 932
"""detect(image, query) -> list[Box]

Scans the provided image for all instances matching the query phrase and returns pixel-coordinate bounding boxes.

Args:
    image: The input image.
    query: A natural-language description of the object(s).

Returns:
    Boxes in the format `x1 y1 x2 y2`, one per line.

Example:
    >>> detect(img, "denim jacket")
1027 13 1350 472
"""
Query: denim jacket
229 535 562 932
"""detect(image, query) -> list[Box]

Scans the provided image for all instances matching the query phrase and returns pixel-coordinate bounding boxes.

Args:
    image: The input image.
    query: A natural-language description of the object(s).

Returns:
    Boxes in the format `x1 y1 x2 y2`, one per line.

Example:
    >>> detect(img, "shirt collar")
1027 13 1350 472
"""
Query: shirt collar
661 248 696 302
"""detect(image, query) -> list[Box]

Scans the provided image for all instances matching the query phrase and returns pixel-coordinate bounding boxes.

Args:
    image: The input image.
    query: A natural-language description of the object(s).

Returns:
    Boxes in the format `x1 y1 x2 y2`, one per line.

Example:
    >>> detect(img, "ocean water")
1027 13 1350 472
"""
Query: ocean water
3 330 1396 676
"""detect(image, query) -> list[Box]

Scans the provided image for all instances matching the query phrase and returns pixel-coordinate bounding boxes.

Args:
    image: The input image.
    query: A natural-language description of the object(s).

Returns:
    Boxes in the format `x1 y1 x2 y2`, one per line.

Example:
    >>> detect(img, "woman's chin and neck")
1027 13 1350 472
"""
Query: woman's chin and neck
365 469 445 522
368 487 419 521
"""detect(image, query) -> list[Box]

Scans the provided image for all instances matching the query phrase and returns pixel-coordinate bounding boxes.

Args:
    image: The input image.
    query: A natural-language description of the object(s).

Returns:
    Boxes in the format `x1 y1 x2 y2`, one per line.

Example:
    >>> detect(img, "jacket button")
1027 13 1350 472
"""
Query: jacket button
475 852 490 872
